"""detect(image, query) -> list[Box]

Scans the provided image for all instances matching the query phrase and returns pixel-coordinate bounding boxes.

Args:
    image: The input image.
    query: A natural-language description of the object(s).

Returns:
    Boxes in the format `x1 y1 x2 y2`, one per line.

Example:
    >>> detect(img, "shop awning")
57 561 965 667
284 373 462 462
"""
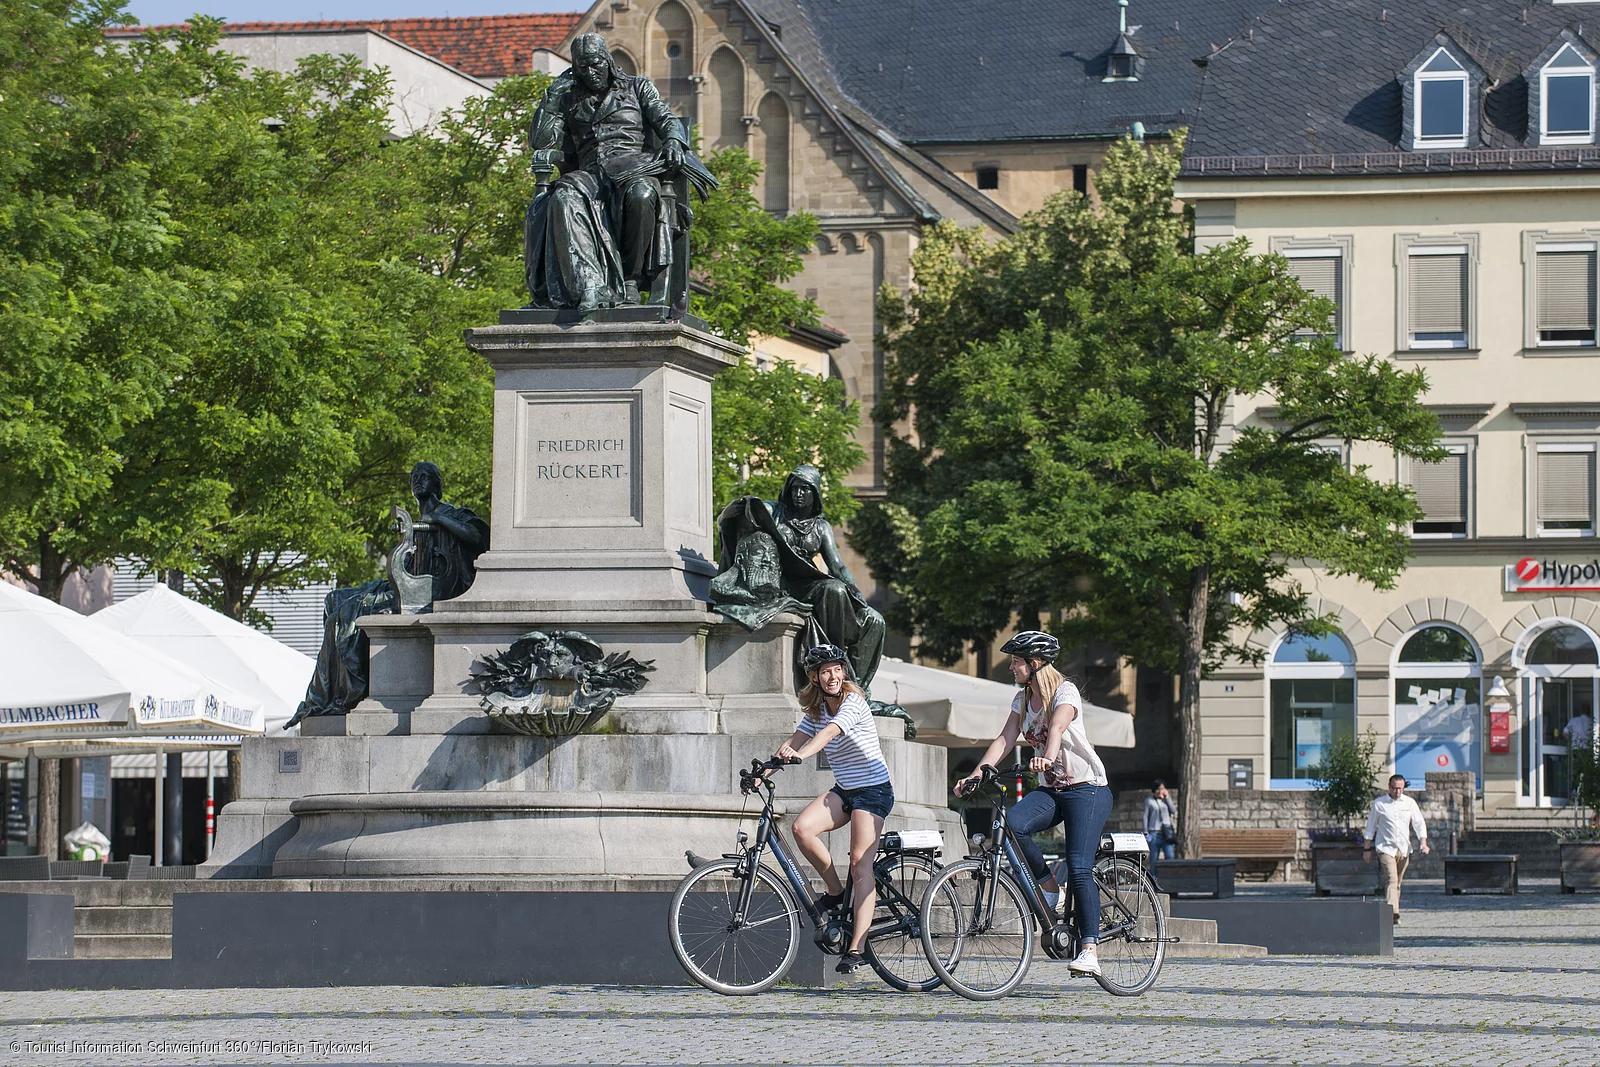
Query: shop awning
93 583 311 734
0 582 265 742
0 735 246 761
872 657 1136 748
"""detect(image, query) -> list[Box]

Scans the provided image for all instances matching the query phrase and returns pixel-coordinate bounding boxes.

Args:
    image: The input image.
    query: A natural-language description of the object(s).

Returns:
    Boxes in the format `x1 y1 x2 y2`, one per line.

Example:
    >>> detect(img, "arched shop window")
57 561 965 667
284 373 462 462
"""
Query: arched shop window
1393 624 1482 789
1269 632 1356 788
1527 624 1599 665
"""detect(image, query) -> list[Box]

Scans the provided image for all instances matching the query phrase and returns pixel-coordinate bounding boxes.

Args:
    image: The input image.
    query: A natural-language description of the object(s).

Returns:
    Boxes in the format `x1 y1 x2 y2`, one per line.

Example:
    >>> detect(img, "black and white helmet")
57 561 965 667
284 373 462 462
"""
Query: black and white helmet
1000 630 1060 664
800 643 849 673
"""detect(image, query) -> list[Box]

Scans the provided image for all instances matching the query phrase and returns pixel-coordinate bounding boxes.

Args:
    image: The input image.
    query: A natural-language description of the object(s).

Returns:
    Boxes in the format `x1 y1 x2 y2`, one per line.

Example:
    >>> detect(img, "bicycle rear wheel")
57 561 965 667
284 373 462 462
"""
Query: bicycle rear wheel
919 858 1034 1001
1092 856 1166 996
669 858 800 995
864 853 949 992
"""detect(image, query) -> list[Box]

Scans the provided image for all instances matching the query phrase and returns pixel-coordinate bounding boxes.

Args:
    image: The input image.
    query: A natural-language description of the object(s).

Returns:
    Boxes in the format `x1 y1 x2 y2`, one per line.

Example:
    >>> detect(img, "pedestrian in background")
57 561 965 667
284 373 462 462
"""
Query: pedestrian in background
1363 774 1429 925
1144 780 1177 880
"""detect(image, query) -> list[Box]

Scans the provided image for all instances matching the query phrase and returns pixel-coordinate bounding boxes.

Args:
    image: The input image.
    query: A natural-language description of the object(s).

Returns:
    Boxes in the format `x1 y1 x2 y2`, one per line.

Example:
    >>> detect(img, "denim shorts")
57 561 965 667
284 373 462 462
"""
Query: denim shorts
829 781 895 819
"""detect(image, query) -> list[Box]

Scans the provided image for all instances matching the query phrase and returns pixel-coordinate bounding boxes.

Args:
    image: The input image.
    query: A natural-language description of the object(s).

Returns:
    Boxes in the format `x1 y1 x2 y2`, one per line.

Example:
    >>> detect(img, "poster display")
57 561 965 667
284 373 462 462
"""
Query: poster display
1394 678 1480 787
1294 717 1332 772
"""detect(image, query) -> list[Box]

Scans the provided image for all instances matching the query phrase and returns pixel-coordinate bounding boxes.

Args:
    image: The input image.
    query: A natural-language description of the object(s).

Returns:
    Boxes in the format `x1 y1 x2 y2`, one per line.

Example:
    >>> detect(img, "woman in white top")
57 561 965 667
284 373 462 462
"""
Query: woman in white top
953 630 1111 976
774 643 895 974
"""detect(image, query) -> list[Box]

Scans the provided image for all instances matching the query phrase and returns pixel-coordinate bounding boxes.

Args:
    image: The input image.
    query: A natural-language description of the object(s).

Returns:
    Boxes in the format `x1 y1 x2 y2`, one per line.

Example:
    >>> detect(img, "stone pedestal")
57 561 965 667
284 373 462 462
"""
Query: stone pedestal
203 316 958 883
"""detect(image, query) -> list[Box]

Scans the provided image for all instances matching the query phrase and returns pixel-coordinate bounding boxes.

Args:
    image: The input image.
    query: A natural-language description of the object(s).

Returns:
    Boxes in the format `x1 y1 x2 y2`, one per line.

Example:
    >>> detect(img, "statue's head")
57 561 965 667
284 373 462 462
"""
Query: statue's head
410 461 444 502
782 464 823 520
571 33 623 93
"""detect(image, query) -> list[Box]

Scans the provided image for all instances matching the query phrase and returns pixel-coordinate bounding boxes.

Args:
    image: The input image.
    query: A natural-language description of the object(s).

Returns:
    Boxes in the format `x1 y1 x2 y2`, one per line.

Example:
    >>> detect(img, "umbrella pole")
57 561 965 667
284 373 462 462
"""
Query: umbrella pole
205 752 215 859
153 748 163 867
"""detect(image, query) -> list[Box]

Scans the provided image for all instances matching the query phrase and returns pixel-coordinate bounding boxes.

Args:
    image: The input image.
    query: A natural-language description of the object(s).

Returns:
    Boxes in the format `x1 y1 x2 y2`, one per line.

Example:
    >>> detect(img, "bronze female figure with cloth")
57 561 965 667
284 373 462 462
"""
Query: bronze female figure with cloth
288 462 488 727
710 465 886 690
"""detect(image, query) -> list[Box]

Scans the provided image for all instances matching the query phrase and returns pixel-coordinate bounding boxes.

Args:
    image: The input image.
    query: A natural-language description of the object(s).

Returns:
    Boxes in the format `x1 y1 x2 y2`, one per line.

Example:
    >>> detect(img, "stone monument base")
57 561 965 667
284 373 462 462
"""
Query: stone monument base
205 317 959 885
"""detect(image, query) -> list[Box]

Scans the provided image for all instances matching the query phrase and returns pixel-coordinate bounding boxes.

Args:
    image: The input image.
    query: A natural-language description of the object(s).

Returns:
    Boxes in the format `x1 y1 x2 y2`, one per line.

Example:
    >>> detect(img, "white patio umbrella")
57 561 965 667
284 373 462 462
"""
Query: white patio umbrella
0 581 265 742
94 583 311 734
872 657 1136 748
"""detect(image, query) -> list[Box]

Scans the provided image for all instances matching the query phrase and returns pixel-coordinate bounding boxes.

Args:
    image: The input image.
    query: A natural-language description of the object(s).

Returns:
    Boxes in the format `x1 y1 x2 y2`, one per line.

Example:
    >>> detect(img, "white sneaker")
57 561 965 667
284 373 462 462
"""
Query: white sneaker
1067 946 1101 976
1042 889 1061 914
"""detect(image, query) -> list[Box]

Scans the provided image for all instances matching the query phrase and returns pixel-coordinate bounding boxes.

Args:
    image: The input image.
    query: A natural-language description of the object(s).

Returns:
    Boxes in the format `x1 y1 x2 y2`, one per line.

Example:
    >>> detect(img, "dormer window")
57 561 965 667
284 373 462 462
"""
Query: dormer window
1416 49 1469 148
1101 0 1140 82
1541 44 1595 144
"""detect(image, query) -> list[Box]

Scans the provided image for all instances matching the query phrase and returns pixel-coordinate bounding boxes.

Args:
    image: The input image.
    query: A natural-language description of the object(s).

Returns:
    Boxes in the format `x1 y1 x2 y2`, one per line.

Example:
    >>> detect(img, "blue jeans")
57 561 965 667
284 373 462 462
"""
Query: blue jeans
1147 831 1175 869
1010 784 1113 945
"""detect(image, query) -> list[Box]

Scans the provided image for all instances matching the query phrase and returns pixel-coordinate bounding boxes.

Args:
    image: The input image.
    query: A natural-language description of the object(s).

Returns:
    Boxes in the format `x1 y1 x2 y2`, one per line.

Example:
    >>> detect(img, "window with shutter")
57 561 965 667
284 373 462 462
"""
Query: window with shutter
1412 448 1468 536
1537 446 1597 534
1536 247 1597 345
1288 255 1342 346
1408 250 1469 348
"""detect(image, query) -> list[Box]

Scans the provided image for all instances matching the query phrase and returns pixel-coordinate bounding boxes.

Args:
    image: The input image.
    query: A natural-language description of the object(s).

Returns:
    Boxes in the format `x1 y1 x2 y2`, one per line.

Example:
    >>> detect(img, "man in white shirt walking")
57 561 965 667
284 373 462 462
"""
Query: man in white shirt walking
1364 774 1430 925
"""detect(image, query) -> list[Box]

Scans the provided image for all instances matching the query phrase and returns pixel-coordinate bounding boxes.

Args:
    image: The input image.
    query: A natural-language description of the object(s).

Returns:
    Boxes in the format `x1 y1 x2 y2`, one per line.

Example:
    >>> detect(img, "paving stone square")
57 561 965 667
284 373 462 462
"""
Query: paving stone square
1 880 1596 1067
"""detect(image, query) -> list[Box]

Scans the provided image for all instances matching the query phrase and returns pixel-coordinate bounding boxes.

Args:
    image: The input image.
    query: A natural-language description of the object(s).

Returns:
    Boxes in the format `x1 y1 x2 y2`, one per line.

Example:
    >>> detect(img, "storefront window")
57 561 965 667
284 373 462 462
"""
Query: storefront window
1269 632 1356 788
1394 624 1481 789
1527 625 1600 665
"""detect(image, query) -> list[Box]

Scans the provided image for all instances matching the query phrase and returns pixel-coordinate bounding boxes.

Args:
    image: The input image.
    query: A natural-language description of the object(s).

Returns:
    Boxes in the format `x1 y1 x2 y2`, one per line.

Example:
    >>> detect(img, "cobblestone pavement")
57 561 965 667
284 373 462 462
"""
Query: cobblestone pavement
1 880 1596 1067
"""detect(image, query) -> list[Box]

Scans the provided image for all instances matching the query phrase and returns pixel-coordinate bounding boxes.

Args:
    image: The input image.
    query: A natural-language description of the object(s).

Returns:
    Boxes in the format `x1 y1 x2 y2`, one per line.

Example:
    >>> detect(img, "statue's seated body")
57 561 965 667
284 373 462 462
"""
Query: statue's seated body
710 465 886 691
523 33 715 311
288 462 488 727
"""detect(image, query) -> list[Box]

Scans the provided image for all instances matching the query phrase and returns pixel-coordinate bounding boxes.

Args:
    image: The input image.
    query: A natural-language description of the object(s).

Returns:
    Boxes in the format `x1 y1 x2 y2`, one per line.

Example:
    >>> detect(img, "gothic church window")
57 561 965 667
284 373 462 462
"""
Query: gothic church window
651 1 696 119
706 47 744 150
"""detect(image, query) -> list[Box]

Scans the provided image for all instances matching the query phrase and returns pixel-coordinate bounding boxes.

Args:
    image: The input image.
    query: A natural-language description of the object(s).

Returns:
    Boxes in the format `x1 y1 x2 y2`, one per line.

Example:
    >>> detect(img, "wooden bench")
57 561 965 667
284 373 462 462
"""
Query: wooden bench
1199 829 1299 881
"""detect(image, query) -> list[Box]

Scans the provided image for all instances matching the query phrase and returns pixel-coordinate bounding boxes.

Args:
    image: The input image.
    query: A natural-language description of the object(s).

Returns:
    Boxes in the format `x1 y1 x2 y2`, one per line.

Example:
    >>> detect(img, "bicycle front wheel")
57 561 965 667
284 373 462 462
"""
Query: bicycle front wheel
669 858 800 995
864 853 948 992
1092 856 1167 996
919 858 1035 1001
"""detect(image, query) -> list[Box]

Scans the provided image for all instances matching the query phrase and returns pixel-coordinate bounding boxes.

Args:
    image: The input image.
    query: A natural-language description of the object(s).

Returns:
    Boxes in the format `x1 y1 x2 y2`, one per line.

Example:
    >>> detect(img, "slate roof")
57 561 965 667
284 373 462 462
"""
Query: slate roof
1185 0 1600 174
119 15 582 80
742 0 1280 143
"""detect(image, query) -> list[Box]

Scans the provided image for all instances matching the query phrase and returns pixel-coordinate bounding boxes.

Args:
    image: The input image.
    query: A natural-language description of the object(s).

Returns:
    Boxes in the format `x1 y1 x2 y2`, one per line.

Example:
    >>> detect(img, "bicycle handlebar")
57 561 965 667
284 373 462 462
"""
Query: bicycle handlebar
738 755 801 794
954 762 1030 798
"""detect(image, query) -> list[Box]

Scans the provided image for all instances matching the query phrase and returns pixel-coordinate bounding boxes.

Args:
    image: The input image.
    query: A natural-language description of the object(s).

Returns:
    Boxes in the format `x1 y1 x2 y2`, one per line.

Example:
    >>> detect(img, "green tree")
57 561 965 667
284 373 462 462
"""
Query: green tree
0 3 232 600
112 54 439 620
859 135 1442 855
7 2 856 621
690 145 862 520
1312 728 1383 832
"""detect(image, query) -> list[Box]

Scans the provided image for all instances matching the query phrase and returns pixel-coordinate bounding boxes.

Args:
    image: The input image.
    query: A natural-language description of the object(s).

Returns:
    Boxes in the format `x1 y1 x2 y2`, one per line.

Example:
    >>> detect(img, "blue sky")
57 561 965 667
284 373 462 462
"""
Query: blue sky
125 0 581 25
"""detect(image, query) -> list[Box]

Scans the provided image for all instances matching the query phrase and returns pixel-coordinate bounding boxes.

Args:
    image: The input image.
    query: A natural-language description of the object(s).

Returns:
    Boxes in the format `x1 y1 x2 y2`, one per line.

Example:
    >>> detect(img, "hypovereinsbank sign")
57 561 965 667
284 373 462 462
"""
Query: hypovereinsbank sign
1505 556 1600 593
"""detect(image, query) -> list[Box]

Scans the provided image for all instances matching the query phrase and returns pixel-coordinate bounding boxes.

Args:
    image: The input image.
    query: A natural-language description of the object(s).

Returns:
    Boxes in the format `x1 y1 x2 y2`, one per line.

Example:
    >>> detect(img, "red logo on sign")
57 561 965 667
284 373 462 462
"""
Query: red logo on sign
1516 558 1541 582
1436 754 1450 767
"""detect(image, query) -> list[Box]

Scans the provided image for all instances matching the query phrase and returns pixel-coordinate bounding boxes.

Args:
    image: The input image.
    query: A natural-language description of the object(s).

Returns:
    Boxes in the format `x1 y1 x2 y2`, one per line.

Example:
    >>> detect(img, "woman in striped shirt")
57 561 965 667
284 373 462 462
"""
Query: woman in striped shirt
774 643 895 974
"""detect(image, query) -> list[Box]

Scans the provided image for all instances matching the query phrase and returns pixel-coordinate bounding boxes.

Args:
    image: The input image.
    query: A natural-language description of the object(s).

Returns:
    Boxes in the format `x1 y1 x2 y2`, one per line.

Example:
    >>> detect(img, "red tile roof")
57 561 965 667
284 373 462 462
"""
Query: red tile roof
120 14 584 80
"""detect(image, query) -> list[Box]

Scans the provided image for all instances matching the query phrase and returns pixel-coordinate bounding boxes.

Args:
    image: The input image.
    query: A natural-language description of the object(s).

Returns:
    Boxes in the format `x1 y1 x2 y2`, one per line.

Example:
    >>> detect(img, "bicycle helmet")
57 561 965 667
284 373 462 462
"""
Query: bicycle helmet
1000 630 1060 664
800 643 849 673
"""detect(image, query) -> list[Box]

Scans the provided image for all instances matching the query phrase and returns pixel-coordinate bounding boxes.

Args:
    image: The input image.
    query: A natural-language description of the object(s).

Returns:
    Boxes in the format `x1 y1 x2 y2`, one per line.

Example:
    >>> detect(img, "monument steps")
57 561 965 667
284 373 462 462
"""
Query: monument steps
74 933 172 959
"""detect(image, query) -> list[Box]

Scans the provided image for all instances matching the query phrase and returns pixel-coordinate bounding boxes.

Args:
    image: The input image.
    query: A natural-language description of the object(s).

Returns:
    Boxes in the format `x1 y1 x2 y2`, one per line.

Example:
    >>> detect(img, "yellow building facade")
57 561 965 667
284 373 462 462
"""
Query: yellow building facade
1178 12 1600 809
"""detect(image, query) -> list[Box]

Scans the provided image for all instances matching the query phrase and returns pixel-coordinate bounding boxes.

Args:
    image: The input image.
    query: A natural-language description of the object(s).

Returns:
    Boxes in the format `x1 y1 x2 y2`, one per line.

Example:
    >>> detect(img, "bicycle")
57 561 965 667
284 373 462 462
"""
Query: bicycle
668 756 956 995
919 763 1173 1000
